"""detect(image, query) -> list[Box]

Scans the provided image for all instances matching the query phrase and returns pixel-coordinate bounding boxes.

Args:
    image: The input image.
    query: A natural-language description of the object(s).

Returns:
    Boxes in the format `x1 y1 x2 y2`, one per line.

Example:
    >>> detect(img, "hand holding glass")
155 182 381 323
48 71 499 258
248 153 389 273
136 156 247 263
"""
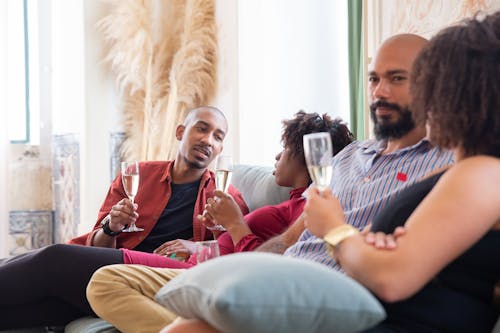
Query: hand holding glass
206 155 233 231
303 132 333 191
194 240 220 263
121 161 144 232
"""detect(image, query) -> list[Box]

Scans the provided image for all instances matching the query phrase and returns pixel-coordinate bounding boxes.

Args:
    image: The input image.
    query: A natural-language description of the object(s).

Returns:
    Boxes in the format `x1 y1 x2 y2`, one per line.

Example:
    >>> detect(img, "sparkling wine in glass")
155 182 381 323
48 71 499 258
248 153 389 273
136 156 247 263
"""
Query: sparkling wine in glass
215 155 233 193
207 155 233 231
121 161 144 232
303 132 333 191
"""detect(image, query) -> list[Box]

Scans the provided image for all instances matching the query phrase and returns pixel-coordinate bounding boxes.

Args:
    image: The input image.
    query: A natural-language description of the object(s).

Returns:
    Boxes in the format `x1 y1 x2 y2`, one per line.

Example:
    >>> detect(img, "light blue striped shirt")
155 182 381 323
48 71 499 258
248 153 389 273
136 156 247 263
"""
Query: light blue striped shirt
284 138 454 269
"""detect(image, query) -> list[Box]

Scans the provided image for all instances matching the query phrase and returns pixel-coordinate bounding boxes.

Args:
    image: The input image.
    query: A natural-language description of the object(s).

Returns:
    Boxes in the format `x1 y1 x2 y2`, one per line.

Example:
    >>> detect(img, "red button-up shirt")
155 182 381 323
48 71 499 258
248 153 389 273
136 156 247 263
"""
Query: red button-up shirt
68 161 248 249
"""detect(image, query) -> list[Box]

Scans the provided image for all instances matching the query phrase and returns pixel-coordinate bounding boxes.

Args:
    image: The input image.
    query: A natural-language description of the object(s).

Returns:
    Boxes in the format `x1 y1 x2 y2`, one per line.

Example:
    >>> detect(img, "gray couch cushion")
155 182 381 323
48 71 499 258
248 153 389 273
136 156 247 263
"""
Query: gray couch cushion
232 164 291 211
493 316 500 333
64 318 118 333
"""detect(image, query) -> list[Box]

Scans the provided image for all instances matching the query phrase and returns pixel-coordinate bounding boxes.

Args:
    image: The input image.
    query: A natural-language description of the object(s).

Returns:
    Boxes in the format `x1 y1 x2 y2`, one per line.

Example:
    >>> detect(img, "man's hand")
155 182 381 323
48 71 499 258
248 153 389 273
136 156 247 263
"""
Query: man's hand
154 239 197 259
361 224 407 250
91 198 139 247
303 188 345 238
108 198 139 232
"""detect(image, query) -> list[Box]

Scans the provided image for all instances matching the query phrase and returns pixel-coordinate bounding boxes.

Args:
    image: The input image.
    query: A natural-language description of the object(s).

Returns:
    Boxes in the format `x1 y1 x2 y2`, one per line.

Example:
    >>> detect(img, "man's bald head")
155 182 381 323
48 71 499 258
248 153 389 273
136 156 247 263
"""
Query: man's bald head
371 34 428 74
184 106 227 130
380 33 428 50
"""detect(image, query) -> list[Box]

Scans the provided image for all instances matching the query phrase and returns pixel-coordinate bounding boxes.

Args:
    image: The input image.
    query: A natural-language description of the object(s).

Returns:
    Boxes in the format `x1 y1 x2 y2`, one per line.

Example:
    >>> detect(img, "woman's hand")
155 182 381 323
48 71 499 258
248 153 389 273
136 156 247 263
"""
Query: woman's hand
303 187 346 238
361 224 407 250
204 190 245 230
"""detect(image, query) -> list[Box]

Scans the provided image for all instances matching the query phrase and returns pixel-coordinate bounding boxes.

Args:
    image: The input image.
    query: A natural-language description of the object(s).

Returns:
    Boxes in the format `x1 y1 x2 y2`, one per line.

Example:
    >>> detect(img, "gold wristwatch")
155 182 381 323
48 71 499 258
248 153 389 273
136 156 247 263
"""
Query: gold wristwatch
323 224 359 260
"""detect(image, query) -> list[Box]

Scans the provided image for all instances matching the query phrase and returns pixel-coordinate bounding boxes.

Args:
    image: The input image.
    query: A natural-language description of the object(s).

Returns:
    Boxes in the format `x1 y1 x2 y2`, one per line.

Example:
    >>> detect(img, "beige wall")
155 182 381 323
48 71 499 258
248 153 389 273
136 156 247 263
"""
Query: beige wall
367 0 500 58
363 0 500 136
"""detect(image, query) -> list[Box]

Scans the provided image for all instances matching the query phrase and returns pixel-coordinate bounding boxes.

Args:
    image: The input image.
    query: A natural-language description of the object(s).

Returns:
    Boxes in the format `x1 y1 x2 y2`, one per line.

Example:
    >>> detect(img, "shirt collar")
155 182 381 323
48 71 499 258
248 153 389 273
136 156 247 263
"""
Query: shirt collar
290 186 307 199
160 160 175 182
360 137 431 155
160 160 212 187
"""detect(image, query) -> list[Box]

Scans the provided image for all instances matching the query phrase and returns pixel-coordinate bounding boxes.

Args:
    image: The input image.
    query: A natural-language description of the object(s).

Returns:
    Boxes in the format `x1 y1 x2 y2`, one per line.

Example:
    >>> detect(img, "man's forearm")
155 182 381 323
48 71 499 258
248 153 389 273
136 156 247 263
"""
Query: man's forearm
91 230 118 248
255 235 289 254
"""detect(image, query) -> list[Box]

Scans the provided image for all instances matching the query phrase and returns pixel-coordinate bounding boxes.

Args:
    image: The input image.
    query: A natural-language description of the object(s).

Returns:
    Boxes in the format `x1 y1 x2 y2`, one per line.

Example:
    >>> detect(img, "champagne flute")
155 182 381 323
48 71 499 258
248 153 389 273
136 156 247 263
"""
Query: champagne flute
121 161 144 232
215 155 233 193
207 155 233 231
303 132 333 191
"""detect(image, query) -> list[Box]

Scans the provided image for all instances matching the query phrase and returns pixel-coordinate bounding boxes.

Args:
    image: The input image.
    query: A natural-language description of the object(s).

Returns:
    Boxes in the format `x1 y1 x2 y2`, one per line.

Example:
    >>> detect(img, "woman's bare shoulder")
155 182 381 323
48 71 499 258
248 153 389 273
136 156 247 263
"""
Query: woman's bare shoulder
439 156 500 199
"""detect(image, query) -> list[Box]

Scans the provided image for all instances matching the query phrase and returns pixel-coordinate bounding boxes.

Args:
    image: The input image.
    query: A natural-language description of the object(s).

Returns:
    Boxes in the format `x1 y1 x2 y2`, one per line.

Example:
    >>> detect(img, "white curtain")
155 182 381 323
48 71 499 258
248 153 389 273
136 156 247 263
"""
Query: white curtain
0 0 9 257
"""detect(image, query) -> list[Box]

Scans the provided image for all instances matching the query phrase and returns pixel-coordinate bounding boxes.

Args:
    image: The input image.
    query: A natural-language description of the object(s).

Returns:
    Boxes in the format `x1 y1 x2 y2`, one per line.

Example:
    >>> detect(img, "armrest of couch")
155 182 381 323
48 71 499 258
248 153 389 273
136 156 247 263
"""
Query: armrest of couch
232 164 292 212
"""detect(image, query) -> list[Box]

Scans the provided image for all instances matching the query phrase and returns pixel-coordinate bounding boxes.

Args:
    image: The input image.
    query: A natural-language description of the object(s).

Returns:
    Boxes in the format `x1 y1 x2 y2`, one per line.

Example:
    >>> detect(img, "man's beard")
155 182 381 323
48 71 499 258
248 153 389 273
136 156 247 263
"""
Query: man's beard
370 100 415 140
184 157 208 170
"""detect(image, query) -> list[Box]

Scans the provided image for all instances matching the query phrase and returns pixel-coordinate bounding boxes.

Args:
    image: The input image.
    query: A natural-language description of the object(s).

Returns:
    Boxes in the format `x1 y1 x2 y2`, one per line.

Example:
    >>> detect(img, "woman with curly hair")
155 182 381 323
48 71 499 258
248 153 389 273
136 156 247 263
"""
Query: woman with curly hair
199 111 354 256
304 11 500 333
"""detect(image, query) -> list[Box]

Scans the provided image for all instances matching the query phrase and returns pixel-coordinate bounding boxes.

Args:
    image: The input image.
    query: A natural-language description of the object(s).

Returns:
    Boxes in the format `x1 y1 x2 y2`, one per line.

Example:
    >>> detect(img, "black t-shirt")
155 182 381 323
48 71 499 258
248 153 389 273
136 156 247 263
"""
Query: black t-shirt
133 179 200 253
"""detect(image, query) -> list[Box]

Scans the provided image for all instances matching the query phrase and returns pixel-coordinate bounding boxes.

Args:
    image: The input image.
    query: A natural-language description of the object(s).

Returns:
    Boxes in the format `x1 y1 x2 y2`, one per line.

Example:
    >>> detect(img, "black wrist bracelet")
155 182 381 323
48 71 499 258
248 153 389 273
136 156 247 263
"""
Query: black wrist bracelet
101 217 122 237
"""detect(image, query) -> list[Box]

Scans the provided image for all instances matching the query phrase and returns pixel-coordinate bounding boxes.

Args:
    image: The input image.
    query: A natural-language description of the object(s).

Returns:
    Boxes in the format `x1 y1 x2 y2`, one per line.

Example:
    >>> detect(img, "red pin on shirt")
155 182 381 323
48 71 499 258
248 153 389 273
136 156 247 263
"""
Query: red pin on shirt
396 172 407 182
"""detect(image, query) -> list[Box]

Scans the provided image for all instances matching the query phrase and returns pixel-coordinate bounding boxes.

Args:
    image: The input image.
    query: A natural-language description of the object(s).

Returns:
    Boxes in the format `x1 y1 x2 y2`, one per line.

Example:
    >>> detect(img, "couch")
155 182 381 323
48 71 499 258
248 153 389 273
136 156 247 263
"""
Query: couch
4 164 499 333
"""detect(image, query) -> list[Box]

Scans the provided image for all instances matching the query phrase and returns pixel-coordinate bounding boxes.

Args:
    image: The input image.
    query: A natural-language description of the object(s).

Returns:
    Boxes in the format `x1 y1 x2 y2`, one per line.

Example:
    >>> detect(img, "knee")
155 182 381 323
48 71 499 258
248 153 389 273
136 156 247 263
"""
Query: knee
38 243 71 256
33 243 73 265
86 264 122 314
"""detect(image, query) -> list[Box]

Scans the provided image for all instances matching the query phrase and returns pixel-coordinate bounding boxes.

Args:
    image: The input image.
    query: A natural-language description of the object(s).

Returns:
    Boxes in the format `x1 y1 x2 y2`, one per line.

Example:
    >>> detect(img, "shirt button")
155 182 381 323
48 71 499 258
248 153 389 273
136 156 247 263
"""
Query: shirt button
363 176 370 183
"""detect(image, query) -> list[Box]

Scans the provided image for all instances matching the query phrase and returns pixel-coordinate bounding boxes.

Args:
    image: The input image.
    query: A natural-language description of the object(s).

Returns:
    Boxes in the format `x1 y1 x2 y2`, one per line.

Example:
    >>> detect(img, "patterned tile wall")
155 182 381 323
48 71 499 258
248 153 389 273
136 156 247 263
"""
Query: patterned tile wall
9 210 53 255
52 134 80 243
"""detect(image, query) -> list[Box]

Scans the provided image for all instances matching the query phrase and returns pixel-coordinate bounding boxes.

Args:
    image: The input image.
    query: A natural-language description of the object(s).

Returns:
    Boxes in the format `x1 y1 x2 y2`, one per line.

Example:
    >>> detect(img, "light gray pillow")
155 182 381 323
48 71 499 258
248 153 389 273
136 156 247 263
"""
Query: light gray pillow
64 317 119 333
155 252 385 333
232 165 291 211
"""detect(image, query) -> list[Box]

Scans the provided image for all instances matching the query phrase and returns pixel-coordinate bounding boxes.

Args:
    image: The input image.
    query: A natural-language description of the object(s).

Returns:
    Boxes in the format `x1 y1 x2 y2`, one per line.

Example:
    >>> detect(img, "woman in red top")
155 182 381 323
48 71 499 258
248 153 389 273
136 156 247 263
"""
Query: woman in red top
124 111 353 268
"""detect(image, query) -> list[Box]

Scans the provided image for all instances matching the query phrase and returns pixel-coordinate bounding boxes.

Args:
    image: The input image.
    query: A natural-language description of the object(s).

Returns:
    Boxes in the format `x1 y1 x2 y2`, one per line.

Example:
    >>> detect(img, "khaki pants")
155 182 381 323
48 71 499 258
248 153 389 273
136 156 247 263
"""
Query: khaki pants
87 264 185 333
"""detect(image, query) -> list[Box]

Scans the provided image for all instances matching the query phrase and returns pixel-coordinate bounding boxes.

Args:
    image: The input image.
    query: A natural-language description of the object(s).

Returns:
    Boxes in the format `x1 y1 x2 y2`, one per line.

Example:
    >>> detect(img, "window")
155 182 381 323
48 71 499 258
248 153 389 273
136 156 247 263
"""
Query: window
7 0 39 144
237 0 350 166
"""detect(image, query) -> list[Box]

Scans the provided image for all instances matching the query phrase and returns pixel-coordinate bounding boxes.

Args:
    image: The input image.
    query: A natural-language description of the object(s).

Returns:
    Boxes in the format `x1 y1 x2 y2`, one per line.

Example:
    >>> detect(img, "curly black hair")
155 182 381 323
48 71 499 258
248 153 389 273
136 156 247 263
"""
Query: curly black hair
411 11 500 158
281 111 354 166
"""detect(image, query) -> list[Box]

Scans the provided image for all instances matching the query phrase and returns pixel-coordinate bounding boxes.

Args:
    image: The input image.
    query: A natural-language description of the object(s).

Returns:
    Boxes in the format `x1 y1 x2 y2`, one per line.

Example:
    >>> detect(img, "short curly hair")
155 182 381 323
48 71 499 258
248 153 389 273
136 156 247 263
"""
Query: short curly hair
281 111 354 166
411 12 500 158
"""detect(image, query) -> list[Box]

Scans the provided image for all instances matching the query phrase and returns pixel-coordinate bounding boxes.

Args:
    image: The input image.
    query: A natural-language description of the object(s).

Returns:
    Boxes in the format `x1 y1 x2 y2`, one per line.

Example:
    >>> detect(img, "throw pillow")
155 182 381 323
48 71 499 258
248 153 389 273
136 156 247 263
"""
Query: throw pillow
155 252 385 333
